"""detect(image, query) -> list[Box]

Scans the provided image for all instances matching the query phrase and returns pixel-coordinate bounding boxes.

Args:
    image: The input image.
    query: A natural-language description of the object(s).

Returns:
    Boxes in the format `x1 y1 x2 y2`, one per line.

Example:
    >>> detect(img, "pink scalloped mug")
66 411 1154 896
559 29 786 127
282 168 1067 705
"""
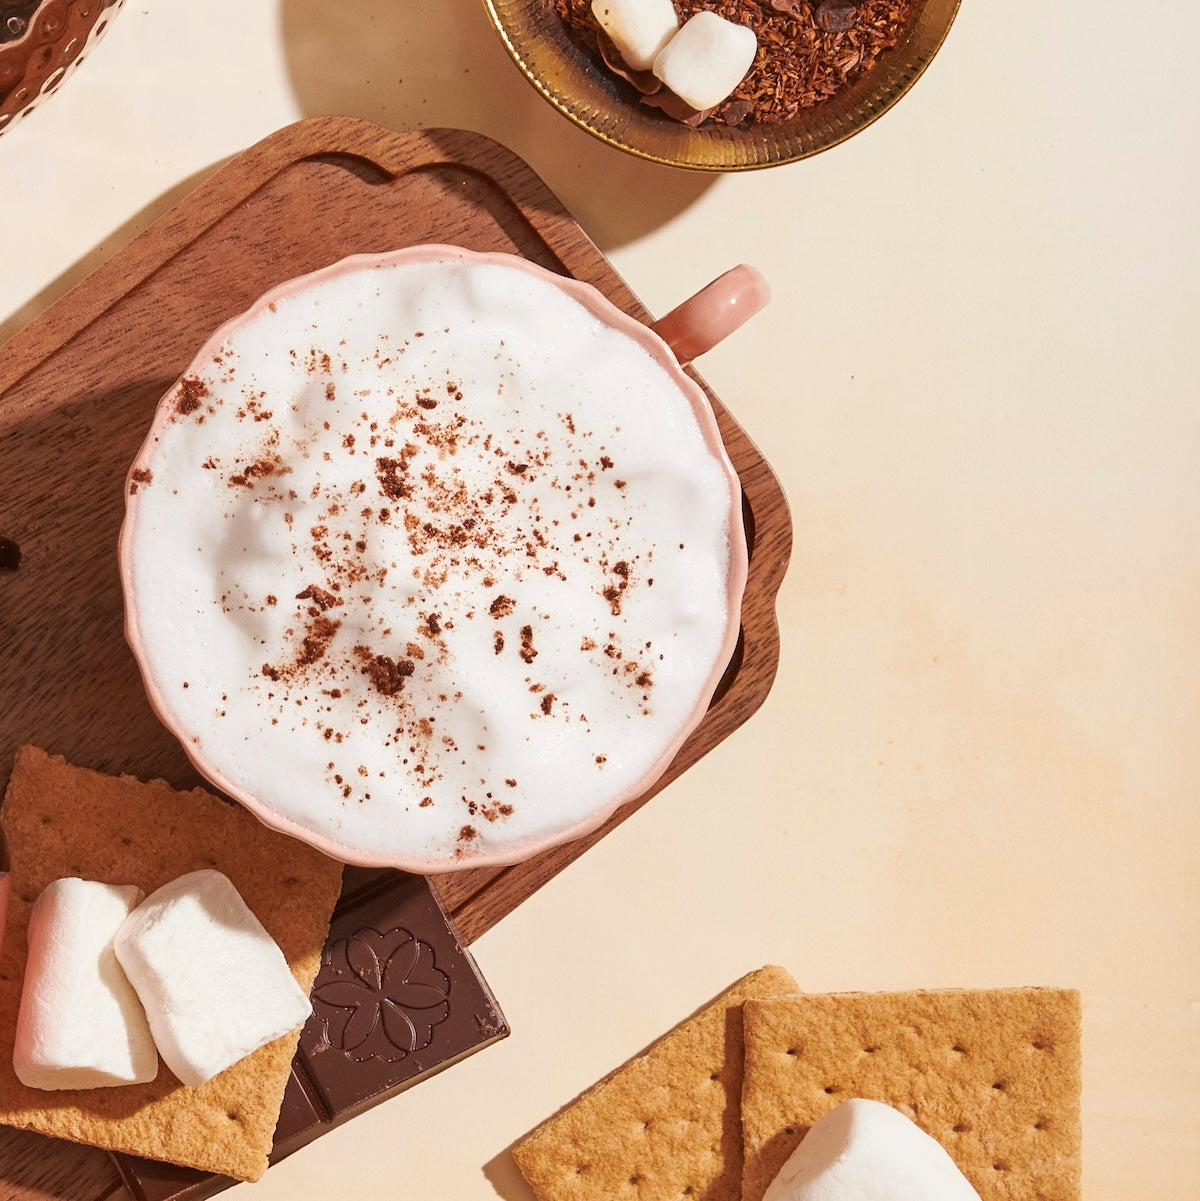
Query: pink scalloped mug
119 245 767 871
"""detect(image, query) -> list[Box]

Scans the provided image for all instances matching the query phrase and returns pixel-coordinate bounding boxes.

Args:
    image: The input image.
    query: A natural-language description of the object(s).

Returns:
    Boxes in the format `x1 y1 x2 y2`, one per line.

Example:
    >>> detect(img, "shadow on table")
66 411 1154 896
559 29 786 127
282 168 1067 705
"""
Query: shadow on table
278 0 715 252
485 1148 538 1200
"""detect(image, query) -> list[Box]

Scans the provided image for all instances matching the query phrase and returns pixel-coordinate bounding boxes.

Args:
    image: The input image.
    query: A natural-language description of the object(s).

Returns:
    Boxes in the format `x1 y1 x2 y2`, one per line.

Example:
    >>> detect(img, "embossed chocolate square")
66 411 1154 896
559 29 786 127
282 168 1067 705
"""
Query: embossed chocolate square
301 870 509 1118
112 870 509 1201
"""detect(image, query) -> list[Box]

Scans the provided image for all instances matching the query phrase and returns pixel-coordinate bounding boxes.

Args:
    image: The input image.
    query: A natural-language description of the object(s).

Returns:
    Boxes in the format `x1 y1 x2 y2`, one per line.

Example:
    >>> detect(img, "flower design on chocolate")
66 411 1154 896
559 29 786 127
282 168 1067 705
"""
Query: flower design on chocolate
312 925 451 1063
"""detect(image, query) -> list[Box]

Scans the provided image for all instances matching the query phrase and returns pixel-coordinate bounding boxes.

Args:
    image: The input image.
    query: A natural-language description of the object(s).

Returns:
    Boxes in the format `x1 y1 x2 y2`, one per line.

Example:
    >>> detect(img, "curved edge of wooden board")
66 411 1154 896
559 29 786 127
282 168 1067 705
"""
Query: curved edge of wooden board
0 118 587 398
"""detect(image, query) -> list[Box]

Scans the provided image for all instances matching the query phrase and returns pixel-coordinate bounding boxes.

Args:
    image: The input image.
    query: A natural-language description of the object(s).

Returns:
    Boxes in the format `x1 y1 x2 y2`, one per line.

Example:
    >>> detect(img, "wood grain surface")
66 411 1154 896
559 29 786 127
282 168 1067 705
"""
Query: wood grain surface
0 117 790 1200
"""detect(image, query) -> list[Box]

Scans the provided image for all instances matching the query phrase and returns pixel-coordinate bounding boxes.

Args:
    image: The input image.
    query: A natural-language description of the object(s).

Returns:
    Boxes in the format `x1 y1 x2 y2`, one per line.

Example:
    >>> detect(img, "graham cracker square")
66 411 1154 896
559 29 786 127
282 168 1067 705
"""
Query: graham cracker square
513 965 799 1201
0 746 344 1182
739 988 1081 1201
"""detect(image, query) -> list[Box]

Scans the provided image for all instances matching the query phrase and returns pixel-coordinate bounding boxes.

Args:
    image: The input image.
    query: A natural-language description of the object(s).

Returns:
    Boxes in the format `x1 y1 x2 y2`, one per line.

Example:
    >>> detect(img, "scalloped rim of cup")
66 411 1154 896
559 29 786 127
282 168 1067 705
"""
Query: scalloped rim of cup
119 244 749 872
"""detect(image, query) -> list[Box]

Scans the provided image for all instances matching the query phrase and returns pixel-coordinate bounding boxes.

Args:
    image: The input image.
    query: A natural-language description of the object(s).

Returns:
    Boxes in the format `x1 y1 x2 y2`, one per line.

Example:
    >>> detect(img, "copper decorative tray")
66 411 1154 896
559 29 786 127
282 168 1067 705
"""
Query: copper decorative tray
0 117 791 1199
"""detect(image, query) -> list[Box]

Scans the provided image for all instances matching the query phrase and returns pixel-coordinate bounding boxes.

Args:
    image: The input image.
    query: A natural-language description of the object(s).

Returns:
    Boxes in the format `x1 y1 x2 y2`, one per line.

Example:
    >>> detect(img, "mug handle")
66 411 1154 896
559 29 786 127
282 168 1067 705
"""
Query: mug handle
650 264 771 366
0 829 8 959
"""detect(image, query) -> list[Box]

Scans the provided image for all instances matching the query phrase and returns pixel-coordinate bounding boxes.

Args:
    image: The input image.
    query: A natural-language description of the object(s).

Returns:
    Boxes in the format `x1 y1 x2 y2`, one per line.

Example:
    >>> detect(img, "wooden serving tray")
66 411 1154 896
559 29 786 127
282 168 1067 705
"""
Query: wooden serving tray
0 117 791 1199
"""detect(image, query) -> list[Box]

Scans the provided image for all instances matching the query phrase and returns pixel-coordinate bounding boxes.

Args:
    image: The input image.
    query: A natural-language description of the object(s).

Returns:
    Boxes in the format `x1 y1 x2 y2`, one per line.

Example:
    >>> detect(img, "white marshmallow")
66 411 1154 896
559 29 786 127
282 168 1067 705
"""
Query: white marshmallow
652 10 757 111
763 1098 982 1201
591 0 678 71
13 878 158 1090
114 869 310 1087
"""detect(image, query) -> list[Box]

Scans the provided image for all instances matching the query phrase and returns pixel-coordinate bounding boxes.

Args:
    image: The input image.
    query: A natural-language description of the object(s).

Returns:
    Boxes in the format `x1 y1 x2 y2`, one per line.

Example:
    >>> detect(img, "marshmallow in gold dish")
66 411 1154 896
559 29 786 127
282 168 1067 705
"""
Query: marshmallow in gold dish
120 245 766 871
652 11 758 113
591 0 677 71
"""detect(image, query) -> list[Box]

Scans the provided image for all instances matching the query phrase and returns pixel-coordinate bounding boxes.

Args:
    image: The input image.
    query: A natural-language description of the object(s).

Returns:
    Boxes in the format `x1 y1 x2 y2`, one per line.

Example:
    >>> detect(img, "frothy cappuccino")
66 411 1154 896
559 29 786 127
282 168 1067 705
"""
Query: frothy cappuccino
121 247 746 869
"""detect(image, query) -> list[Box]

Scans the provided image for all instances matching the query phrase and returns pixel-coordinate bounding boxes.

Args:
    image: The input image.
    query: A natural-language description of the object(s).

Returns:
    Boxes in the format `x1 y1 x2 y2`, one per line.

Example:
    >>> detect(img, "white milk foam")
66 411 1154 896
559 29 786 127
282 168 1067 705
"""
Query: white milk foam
125 256 739 865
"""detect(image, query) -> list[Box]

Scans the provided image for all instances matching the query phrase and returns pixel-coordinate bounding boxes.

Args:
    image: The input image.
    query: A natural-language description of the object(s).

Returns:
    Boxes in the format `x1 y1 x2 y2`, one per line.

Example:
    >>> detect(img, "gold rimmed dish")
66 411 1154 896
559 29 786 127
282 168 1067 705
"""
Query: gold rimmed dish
482 0 961 170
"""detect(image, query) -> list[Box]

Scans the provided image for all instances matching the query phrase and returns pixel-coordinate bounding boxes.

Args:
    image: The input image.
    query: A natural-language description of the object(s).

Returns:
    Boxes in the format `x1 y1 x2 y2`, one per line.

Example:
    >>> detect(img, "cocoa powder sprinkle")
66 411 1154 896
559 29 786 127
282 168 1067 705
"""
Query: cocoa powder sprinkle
297 584 340 611
175 375 210 416
355 648 415 697
489 594 516 618
519 625 538 664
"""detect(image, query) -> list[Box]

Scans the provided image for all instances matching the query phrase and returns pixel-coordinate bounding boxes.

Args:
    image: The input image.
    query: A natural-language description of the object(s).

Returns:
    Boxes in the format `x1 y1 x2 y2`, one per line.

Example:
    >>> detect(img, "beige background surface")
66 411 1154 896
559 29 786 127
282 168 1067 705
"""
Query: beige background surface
1 1 1197 1197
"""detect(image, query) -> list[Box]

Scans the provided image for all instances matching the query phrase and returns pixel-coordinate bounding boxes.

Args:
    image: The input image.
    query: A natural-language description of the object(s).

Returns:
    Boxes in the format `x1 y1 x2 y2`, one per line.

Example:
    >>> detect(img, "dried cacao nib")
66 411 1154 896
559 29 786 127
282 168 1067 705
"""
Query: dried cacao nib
814 0 858 33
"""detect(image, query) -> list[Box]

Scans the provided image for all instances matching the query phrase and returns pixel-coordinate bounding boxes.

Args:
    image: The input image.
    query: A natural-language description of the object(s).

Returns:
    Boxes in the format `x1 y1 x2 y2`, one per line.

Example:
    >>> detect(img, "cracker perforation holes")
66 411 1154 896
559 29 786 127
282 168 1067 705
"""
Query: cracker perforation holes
709 1070 722 1081
575 1164 590 1175
629 1174 643 1186
1034 1117 1050 1131
992 1079 1008 1091
785 1047 799 1056
823 1085 839 1094
862 1044 879 1054
992 1160 1010 1172
951 1042 968 1054
952 1121 972 1133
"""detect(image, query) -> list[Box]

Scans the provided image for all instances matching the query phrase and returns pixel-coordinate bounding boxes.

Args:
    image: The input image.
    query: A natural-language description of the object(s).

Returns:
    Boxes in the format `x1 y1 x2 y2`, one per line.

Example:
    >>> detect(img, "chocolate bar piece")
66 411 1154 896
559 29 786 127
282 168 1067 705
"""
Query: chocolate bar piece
111 869 509 1201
